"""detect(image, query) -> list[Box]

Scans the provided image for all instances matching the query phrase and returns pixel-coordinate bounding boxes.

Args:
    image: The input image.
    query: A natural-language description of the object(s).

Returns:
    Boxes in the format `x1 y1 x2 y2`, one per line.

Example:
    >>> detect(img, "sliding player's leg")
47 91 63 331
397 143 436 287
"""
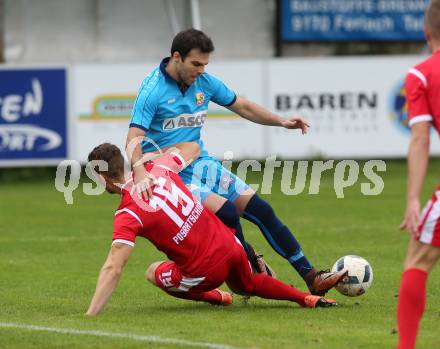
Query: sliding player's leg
235 189 347 295
225 241 337 308
145 261 232 306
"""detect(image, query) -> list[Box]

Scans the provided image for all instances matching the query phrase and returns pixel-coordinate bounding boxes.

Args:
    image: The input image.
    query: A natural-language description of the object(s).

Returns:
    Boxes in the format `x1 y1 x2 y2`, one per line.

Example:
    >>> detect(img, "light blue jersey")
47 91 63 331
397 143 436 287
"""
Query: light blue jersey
130 57 249 202
131 57 236 156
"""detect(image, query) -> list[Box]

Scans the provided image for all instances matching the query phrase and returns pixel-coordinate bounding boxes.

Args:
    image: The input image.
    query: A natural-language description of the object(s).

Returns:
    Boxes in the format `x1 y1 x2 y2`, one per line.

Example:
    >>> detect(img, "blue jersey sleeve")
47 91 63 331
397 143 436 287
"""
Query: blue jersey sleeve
203 74 236 107
130 72 160 131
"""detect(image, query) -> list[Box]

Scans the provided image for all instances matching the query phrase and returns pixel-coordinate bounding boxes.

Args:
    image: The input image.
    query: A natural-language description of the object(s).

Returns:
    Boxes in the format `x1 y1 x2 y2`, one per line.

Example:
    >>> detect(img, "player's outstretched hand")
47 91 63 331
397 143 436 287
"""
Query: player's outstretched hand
399 200 421 238
132 165 156 200
281 117 310 134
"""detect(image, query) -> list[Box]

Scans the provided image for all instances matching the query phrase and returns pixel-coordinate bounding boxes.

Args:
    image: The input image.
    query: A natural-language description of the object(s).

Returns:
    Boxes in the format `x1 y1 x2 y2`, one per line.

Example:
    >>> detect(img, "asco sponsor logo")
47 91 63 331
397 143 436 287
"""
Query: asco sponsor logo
0 69 67 160
162 111 206 130
388 79 410 134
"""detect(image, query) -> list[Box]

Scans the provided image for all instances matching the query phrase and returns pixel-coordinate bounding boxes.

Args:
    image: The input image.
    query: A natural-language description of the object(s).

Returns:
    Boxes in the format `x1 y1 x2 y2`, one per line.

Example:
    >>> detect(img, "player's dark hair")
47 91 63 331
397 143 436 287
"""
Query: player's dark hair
170 28 214 60
426 0 440 38
88 143 125 180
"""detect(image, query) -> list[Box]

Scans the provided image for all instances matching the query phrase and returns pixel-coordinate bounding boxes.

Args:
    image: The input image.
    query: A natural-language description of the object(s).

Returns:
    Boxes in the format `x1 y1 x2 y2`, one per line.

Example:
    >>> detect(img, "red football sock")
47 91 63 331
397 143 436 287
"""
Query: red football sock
397 268 428 349
250 273 309 306
166 289 222 305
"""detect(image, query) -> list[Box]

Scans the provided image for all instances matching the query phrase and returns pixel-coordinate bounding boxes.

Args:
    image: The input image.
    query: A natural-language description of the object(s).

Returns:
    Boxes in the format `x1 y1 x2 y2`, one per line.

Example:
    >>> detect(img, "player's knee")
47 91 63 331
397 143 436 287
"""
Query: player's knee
250 195 276 218
240 283 254 295
405 243 440 272
226 281 253 296
145 262 162 285
261 197 276 218
216 200 240 228
406 254 437 272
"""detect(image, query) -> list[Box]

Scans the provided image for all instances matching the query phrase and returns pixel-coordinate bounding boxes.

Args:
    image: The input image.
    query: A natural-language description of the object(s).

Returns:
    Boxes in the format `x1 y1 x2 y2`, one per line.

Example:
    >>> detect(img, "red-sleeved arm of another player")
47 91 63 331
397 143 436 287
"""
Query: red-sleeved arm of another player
405 70 432 127
113 208 143 247
150 152 186 173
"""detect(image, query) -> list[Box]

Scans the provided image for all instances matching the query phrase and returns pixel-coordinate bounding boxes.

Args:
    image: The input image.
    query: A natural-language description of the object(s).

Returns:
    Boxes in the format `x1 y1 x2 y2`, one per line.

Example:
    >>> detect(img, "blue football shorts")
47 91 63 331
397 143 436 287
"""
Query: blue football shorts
179 156 249 203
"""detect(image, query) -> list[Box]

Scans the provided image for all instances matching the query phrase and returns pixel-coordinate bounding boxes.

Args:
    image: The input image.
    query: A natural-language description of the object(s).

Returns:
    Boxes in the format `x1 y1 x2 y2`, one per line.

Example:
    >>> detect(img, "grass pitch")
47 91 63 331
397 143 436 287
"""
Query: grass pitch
1 160 439 349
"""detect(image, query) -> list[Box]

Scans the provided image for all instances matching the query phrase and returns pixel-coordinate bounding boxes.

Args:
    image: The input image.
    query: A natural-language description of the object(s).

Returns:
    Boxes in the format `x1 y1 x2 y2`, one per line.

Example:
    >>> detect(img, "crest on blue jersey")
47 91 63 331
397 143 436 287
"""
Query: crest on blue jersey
195 92 205 106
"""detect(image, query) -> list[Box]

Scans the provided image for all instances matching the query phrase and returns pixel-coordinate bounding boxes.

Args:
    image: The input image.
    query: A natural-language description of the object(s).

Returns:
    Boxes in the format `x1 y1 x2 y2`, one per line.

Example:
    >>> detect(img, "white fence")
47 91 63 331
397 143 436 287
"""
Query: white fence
1 55 439 167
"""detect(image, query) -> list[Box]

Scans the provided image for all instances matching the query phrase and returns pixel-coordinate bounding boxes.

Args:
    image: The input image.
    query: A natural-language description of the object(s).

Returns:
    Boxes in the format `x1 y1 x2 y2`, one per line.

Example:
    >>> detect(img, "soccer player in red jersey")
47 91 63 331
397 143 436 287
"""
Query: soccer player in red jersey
85 142 338 315
398 1 440 348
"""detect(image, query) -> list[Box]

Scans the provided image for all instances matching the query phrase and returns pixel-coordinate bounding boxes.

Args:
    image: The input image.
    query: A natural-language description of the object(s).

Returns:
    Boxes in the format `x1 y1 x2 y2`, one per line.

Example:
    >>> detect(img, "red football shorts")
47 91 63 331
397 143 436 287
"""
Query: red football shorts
154 238 254 294
417 186 440 247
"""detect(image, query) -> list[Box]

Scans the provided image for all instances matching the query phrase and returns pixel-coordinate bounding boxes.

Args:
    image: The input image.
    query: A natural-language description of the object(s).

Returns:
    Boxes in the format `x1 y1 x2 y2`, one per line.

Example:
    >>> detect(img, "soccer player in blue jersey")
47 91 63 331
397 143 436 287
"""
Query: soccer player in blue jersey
126 29 347 295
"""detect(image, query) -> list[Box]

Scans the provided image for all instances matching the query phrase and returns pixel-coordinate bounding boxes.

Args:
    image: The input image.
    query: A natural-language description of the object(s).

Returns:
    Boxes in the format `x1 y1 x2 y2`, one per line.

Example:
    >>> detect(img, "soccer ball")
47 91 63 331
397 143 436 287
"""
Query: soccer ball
331 255 373 297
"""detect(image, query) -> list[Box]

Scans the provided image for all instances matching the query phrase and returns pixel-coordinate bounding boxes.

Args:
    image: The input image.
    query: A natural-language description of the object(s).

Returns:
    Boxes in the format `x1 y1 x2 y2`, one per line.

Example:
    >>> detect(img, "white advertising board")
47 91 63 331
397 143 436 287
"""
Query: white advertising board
56 55 440 165
267 55 440 158
71 61 266 162
70 63 156 162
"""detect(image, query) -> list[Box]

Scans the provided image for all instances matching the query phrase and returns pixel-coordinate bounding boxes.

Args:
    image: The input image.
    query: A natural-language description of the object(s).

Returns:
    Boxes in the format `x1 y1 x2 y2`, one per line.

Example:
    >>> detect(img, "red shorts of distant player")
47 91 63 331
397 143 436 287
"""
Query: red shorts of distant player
417 185 440 247
155 239 255 294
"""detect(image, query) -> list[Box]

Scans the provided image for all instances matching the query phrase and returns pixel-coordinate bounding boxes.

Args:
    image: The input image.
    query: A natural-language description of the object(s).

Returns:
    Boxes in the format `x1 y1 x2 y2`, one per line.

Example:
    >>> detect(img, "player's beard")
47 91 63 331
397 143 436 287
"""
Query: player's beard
177 68 195 87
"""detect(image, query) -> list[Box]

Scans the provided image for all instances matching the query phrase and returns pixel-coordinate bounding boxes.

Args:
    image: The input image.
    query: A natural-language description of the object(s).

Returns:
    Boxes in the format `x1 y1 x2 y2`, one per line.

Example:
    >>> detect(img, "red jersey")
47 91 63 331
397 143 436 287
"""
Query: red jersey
405 50 440 134
112 153 236 276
